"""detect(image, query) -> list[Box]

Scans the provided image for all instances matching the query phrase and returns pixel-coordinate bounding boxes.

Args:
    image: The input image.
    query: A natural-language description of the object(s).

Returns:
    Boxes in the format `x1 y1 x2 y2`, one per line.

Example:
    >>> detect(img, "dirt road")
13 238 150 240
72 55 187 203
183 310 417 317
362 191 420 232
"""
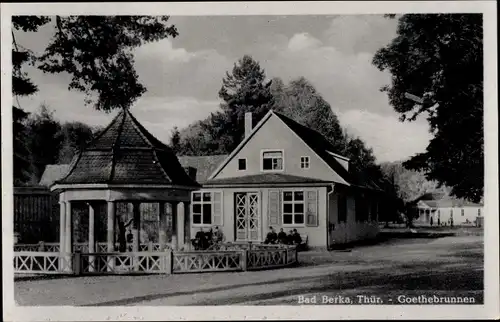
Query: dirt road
14 235 483 306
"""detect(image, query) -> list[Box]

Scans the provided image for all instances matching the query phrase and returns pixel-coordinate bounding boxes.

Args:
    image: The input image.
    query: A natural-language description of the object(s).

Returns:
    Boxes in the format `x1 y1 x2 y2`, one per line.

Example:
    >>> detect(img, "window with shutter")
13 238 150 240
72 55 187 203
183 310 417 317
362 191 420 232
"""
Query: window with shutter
306 190 318 226
191 191 223 226
268 190 280 225
212 191 223 226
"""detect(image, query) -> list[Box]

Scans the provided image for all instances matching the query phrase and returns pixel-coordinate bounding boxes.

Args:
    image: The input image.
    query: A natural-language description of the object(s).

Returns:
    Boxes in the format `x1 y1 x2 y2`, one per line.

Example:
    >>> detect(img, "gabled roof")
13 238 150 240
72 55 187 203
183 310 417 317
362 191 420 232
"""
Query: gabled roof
39 164 70 187
178 154 228 183
208 110 382 191
204 173 332 187
55 108 199 187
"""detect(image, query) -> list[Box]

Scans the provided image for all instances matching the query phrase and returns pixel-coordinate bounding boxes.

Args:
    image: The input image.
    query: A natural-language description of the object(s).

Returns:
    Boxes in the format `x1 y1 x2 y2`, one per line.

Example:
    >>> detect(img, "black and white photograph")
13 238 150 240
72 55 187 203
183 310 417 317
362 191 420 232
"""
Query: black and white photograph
2 1 498 320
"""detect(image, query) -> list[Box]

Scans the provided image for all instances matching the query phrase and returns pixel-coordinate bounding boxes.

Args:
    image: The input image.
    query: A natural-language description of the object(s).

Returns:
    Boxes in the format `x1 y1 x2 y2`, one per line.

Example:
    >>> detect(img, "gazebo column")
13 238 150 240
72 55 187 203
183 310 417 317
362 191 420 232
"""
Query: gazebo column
184 202 191 248
59 201 66 271
171 202 178 251
132 202 141 271
107 201 115 271
158 201 167 251
88 202 95 272
64 201 73 272
178 203 185 250
59 201 66 253
132 202 141 253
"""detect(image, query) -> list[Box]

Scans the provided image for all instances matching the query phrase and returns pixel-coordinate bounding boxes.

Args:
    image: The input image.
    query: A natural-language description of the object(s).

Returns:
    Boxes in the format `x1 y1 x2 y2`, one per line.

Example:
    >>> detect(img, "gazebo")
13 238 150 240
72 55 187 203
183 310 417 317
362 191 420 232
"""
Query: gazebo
50 108 200 267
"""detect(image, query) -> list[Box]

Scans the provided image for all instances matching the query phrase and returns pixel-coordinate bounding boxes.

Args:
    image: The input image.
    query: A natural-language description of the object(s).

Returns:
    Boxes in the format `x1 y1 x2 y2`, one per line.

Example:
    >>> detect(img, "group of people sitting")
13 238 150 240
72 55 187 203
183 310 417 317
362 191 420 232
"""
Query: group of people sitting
191 226 225 250
264 226 302 245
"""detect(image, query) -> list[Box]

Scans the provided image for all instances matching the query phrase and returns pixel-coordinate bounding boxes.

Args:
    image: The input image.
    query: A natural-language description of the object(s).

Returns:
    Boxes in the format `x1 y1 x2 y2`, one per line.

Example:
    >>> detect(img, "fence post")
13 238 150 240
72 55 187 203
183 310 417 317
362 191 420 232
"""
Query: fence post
165 249 172 274
38 241 45 252
284 248 288 265
241 250 248 271
73 252 81 275
148 241 153 252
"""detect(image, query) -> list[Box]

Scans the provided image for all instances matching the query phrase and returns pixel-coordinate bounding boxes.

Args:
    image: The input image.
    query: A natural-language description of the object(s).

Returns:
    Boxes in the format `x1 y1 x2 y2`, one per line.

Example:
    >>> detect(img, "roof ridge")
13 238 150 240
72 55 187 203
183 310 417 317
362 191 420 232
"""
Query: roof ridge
272 111 347 157
125 108 172 151
109 110 127 182
53 150 82 186
152 149 172 183
85 109 124 149
123 108 155 148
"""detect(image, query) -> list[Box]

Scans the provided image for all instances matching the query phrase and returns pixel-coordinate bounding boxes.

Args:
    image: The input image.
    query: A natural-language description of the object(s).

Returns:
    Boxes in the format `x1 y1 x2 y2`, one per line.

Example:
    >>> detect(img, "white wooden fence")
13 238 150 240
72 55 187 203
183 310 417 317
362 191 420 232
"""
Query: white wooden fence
13 244 298 275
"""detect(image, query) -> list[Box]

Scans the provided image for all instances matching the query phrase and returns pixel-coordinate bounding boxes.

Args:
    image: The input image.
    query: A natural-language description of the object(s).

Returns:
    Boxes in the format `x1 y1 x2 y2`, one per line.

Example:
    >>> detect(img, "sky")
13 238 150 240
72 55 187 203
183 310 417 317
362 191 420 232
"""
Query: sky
15 15 432 163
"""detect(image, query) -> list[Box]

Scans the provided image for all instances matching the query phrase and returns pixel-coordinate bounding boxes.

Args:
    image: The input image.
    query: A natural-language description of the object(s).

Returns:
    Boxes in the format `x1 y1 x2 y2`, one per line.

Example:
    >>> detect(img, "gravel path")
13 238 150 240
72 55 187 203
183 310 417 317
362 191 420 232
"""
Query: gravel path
14 236 483 306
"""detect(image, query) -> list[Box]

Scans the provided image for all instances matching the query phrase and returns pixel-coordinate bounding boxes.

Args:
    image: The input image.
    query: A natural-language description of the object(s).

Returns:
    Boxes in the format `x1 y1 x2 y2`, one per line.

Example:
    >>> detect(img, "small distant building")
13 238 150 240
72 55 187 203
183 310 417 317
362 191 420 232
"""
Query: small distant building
411 192 483 227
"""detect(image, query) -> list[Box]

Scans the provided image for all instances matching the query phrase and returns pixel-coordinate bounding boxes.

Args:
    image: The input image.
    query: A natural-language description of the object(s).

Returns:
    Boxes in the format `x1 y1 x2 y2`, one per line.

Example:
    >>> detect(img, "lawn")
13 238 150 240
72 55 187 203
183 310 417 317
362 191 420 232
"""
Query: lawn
14 235 484 306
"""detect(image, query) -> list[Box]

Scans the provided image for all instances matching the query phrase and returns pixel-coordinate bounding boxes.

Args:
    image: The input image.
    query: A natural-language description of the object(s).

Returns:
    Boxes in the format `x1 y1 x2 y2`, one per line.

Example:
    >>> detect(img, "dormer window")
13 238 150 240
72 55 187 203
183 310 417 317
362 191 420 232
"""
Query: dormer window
262 150 283 171
300 156 310 169
238 158 247 170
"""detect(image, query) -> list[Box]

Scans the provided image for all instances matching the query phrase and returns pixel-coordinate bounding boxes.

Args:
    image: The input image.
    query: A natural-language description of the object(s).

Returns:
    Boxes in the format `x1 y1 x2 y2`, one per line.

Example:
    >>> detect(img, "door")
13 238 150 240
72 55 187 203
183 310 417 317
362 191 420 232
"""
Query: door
235 192 260 241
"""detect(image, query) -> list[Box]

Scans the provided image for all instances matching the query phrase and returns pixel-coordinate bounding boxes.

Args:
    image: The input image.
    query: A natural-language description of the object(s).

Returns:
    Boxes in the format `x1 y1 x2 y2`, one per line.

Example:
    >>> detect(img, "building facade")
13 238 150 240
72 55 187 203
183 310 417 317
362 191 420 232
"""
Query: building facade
180 111 386 248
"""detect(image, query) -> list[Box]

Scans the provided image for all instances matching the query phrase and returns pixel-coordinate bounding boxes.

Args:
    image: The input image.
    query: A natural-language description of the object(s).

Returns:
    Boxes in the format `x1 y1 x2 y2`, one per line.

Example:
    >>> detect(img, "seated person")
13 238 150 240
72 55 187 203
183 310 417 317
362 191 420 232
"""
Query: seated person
292 229 302 245
277 228 287 244
264 226 278 244
286 230 294 245
213 226 225 244
192 228 206 250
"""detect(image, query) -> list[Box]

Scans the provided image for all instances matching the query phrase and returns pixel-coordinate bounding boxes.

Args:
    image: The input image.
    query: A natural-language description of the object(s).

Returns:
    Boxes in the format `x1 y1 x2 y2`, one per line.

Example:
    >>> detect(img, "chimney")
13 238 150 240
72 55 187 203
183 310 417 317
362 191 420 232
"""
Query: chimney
244 112 253 138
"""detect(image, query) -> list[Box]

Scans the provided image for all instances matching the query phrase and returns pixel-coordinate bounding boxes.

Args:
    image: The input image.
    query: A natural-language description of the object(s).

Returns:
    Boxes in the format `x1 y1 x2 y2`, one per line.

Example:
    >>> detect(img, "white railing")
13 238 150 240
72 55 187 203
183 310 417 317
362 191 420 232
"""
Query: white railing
247 248 288 270
15 242 169 253
79 252 171 274
14 251 71 274
172 251 243 273
14 244 297 275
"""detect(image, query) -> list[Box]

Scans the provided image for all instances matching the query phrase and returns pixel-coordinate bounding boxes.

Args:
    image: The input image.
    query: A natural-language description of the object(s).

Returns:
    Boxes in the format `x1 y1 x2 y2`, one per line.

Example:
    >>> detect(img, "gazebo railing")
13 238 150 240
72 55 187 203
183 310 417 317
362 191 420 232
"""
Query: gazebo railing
14 242 169 253
14 251 71 274
79 252 171 274
14 244 298 275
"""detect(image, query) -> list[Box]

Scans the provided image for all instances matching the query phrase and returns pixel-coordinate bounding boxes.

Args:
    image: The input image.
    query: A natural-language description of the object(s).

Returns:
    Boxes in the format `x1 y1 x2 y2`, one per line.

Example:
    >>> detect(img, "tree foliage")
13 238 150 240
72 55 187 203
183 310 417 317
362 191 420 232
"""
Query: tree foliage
13 106 31 185
372 14 483 202
13 15 178 112
174 55 273 155
57 121 95 164
11 16 178 184
25 105 63 183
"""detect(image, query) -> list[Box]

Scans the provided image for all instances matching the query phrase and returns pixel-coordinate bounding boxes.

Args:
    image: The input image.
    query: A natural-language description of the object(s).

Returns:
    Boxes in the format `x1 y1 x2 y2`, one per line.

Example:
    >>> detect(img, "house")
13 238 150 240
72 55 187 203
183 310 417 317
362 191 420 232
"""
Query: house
411 192 484 227
39 110 388 249
181 110 387 249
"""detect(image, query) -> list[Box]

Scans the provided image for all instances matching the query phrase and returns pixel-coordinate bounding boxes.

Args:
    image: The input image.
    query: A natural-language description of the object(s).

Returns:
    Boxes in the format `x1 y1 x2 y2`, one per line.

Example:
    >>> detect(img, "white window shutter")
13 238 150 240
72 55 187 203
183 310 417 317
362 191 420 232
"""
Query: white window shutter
212 191 223 226
268 190 281 225
306 190 318 227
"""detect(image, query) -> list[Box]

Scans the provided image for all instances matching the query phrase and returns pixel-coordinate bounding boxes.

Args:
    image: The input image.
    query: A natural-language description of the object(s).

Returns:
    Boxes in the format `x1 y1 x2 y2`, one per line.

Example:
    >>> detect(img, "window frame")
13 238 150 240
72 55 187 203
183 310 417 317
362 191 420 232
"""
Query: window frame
300 156 310 169
191 190 223 227
238 158 247 171
281 190 306 227
261 149 285 172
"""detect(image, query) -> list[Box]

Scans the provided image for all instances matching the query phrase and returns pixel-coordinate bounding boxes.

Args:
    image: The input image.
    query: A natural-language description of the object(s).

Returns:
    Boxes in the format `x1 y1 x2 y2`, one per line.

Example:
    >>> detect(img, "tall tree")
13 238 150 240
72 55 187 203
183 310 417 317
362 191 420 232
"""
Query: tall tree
13 107 31 185
57 121 94 164
216 55 274 152
273 77 347 152
13 15 179 112
11 17 50 185
169 126 182 155
372 14 483 202
25 105 63 183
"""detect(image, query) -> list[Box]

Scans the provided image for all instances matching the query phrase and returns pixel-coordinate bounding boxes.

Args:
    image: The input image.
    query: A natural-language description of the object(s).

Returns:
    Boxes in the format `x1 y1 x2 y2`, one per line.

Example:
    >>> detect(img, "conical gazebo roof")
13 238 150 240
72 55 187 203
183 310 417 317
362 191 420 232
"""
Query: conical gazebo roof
55 108 200 187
